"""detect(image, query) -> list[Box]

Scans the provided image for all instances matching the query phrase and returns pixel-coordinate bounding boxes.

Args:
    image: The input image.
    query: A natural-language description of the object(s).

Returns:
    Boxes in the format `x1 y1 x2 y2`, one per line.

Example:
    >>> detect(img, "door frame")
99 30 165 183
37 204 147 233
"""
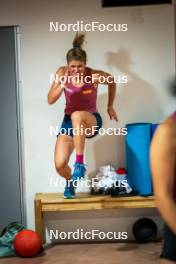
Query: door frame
13 25 26 227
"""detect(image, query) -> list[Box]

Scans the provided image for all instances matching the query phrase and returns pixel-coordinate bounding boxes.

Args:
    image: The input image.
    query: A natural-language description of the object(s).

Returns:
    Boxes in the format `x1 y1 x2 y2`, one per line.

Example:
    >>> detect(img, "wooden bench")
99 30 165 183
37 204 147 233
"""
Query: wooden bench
34 193 156 243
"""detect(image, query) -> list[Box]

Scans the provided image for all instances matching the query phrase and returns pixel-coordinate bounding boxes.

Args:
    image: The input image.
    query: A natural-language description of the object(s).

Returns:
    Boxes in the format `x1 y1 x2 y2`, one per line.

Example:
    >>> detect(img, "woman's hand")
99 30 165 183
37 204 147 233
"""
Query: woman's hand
60 67 69 88
107 106 118 122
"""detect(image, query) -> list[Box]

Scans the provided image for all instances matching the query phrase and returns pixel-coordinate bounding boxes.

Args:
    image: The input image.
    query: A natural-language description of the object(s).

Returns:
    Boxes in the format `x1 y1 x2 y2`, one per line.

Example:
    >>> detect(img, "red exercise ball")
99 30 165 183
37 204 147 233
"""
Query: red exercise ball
13 229 42 257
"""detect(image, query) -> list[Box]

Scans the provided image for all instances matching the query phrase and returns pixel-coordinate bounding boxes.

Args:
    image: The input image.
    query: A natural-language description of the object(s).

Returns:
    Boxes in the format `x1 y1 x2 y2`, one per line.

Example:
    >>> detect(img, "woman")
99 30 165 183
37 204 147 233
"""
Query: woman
150 81 176 263
48 33 118 198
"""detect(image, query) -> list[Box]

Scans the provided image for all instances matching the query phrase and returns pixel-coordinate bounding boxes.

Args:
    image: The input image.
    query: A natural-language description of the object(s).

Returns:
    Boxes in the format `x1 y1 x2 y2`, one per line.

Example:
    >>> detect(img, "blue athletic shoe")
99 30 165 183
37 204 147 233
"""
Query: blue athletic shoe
64 180 75 199
72 163 86 181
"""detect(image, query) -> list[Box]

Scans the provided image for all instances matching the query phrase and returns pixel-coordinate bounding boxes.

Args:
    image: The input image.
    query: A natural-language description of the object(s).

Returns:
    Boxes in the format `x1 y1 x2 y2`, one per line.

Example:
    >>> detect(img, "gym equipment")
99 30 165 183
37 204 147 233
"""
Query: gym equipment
133 218 157 243
126 123 153 196
13 230 42 257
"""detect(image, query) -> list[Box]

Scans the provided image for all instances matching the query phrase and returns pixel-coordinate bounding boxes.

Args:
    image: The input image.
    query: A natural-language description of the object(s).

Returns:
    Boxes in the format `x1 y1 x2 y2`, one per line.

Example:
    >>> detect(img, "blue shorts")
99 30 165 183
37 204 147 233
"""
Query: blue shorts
58 112 103 138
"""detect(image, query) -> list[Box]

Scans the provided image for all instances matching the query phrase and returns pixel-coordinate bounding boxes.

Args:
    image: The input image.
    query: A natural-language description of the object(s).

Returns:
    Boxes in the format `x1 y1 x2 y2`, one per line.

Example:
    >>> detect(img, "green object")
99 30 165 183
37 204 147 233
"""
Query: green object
0 222 24 257
0 246 15 257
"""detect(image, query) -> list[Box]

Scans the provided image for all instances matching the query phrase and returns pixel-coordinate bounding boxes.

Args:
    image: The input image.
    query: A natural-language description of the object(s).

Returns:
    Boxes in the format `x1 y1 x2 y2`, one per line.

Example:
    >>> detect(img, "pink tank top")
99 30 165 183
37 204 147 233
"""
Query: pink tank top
64 68 97 115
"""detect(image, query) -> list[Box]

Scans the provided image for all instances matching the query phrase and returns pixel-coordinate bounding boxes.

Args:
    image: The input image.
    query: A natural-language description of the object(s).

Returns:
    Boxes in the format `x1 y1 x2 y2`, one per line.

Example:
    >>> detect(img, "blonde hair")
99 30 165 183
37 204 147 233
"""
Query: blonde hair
66 33 87 63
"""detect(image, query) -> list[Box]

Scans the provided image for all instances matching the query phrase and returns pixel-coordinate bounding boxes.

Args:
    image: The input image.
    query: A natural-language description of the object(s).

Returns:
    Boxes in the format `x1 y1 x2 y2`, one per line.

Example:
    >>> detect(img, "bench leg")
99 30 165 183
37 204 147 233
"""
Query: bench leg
34 198 45 243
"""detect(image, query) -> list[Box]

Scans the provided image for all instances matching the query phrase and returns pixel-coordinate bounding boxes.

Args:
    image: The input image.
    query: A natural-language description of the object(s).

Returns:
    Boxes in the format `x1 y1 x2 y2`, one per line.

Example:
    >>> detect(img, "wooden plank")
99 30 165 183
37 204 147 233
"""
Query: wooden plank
103 200 155 209
42 202 104 212
38 193 155 205
39 193 108 203
104 195 155 208
36 193 155 211
34 196 45 243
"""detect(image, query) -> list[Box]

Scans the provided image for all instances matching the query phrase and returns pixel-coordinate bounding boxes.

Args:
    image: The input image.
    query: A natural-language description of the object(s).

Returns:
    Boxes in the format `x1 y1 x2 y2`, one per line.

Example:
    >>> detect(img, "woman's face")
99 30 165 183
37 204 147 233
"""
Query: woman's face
68 60 86 76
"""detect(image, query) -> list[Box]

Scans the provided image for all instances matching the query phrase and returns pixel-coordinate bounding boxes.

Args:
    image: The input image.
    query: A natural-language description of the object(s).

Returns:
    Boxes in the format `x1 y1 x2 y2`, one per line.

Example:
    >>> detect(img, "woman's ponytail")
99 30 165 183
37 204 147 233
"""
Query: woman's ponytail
72 33 85 49
66 33 87 63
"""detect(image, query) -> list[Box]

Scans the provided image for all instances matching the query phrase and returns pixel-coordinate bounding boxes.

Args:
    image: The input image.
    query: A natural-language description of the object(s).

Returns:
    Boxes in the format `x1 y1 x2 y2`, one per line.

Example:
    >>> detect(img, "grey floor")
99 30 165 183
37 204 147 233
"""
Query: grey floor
0 242 162 264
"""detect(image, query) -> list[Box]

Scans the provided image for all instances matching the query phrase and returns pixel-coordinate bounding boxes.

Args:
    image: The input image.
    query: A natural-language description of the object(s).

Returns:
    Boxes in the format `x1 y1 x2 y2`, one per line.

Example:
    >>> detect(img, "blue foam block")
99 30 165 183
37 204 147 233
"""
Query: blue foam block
126 123 153 196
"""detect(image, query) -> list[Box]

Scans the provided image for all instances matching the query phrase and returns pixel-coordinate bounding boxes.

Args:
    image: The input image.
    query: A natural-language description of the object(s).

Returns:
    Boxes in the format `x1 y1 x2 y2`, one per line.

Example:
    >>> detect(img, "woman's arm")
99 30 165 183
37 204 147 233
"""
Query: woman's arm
91 69 118 121
150 123 176 234
48 66 66 105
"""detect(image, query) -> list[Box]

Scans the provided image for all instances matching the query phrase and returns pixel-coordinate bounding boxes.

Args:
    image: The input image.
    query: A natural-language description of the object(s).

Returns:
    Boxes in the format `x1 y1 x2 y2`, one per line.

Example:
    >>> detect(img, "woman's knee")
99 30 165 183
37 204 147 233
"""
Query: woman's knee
55 159 69 174
71 111 85 124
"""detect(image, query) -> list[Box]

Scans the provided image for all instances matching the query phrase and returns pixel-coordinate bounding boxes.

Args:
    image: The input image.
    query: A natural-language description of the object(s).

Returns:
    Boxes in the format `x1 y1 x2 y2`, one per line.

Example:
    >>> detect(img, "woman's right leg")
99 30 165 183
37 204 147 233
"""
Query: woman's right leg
54 134 74 180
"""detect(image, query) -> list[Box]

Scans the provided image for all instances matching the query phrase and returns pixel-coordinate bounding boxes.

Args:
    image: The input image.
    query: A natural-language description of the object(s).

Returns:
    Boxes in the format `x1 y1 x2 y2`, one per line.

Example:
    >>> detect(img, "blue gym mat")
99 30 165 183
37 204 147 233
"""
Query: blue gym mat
126 123 153 196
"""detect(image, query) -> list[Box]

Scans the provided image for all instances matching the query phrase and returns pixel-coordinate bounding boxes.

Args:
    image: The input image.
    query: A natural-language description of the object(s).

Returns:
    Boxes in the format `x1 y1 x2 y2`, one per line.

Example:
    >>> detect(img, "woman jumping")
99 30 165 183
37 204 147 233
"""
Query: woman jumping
48 33 118 198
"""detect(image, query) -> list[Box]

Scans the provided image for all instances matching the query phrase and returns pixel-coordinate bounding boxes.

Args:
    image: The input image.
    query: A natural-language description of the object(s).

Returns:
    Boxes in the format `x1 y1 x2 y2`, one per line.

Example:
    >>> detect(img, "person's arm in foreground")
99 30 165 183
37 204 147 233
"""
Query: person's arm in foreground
150 123 176 234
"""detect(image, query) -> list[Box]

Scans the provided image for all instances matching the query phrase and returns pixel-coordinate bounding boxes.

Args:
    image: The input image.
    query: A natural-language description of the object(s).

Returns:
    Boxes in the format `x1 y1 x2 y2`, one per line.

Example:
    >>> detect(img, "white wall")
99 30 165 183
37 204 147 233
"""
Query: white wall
0 0 175 242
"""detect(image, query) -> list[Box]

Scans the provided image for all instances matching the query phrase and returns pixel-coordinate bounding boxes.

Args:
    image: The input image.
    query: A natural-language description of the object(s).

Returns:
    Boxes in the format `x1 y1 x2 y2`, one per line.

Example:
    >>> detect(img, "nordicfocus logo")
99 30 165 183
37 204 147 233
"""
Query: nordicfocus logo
49 177 128 189
49 125 128 137
49 21 128 32
49 229 128 240
50 73 128 85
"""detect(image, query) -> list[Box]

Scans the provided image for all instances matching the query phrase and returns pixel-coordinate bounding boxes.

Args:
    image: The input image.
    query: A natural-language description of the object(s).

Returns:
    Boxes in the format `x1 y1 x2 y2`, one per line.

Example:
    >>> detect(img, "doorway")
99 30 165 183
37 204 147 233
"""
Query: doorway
0 26 25 232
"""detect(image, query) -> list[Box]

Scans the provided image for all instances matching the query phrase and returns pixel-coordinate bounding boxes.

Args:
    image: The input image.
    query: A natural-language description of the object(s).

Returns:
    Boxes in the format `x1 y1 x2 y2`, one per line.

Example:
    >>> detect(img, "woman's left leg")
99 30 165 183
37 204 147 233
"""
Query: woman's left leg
71 110 97 154
71 110 98 180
